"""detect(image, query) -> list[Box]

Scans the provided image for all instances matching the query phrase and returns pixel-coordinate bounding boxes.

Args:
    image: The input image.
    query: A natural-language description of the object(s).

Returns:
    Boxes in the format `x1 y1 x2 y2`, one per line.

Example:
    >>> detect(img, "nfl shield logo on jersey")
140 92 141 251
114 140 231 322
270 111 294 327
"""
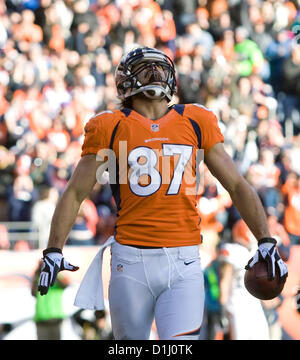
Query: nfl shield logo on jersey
117 264 123 272
151 123 159 132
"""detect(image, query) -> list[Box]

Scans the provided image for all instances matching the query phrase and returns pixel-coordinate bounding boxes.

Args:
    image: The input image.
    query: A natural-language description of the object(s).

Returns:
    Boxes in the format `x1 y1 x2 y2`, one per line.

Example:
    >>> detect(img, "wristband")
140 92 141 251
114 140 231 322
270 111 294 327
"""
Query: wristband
43 247 63 256
258 237 277 246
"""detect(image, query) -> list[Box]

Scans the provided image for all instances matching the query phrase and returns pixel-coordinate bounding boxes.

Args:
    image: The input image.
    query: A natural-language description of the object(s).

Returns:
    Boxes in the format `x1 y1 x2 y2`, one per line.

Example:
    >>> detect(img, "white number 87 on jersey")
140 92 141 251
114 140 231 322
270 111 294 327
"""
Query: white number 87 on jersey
128 144 194 197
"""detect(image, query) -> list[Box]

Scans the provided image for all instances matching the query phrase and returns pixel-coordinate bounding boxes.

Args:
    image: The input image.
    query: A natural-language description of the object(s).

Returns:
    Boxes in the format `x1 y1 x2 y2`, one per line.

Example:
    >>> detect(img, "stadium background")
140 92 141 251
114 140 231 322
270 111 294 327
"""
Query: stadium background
0 0 300 339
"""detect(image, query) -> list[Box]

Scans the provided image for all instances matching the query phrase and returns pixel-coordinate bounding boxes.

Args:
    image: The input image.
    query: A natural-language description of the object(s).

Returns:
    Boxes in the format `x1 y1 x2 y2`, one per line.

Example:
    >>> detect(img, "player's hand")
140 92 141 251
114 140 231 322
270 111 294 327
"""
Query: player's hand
38 248 79 295
245 237 288 282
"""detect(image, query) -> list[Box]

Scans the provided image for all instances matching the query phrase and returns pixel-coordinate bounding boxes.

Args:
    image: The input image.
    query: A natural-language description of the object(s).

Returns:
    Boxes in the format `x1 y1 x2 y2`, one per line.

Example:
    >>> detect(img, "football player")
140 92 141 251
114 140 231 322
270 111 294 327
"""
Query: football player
38 47 288 340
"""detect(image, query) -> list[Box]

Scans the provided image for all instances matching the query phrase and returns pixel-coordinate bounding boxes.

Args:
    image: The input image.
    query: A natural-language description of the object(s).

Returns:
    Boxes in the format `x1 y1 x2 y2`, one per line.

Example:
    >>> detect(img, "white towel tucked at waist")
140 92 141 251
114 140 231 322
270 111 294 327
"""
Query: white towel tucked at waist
74 236 115 310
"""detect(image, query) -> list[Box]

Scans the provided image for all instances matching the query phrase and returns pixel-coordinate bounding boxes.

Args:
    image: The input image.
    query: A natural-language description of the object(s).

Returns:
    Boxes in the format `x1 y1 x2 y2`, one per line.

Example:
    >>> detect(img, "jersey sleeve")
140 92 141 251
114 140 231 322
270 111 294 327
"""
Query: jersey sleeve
81 112 114 157
185 104 224 154
202 110 224 154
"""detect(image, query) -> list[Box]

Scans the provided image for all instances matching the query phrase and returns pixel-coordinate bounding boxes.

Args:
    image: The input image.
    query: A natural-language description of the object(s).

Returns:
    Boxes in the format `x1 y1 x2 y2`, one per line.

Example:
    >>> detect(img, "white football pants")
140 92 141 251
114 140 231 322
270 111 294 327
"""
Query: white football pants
109 241 205 340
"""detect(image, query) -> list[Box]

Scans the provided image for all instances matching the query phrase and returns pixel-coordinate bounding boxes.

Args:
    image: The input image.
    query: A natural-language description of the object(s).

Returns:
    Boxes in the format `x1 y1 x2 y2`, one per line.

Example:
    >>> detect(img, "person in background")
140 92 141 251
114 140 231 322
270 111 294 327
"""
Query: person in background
202 247 223 340
6 173 38 222
66 199 97 246
282 172 300 245
31 260 69 340
31 186 59 249
233 26 264 77
0 224 9 250
261 296 284 340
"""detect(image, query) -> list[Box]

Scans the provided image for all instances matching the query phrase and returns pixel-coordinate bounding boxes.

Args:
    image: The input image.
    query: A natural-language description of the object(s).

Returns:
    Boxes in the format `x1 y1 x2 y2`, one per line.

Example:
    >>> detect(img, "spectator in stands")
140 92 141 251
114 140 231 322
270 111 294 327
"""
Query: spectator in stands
31 186 59 249
0 224 9 250
96 204 116 245
247 148 282 216
0 146 15 199
207 0 229 41
229 76 255 117
267 213 291 262
266 29 293 94
154 10 176 58
280 44 300 135
282 172 300 245
251 20 273 56
12 8 43 46
184 22 215 62
66 199 97 246
233 26 265 77
202 248 223 340
6 173 38 222
261 296 284 340
176 54 201 104
170 0 197 35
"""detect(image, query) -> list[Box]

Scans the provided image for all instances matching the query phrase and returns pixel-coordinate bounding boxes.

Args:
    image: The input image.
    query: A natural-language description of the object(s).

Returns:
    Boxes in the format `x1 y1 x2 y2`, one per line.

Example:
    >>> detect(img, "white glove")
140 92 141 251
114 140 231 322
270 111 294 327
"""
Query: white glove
38 248 79 295
245 238 288 281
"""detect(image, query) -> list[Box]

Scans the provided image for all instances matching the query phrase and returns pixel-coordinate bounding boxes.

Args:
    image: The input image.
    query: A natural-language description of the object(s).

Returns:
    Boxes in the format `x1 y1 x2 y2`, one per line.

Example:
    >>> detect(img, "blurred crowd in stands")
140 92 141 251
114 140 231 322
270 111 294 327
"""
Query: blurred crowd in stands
0 0 300 251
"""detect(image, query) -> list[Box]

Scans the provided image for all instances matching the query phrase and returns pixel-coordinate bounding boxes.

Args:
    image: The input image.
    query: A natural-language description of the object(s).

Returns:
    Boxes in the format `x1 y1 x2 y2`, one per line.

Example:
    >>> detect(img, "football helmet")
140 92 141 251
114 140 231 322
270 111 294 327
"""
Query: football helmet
115 47 177 102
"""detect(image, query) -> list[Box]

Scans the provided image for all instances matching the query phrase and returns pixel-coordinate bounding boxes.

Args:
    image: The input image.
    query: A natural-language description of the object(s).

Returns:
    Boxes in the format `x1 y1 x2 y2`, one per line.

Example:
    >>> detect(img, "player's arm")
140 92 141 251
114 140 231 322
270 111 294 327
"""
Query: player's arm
38 154 105 295
205 143 288 281
47 154 100 249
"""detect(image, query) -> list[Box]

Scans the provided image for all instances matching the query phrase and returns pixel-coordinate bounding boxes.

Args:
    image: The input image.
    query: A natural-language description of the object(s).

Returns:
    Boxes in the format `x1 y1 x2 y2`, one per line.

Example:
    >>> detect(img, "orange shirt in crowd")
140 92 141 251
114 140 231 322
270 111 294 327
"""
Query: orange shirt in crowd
282 178 300 236
47 129 71 153
232 218 254 245
81 199 99 236
207 0 228 19
12 22 43 43
267 215 290 246
155 11 176 43
135 0 162 36
81 104 224 247
197 184 231 233
217 37 235 62
0 92 8 117
248 162 280 189
96 2 120 32
48 25 65 53
0 224 9 250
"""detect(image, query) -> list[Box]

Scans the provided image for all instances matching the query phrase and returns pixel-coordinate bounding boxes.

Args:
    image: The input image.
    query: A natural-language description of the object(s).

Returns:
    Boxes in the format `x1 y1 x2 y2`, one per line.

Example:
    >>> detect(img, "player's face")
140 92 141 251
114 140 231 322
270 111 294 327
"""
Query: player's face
133 62 168 85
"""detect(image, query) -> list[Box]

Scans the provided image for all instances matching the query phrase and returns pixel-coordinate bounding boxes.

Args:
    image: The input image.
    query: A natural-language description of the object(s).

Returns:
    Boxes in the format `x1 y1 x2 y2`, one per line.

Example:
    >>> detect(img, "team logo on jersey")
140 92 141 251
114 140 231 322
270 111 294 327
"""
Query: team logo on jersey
117 264 123 272
151 123 159 132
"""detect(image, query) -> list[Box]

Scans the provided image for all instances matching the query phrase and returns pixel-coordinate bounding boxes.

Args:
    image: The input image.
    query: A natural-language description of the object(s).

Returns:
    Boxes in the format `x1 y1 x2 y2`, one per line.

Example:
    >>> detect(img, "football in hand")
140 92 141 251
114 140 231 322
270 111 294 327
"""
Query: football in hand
244 261 286 300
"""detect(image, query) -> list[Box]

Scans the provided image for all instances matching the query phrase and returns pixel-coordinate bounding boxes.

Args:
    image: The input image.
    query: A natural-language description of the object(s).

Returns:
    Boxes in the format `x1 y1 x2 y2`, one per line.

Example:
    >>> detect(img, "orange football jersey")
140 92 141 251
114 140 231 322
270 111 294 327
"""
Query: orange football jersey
81 104 224 247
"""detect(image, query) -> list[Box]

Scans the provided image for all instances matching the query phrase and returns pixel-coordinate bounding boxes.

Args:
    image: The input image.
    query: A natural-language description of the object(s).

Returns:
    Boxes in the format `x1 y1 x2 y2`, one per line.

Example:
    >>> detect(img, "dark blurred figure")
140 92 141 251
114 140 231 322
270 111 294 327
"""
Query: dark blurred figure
72 309 114 340
265 29 292 94
6 173 38 221
280 45 300 135
202 253 223 340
